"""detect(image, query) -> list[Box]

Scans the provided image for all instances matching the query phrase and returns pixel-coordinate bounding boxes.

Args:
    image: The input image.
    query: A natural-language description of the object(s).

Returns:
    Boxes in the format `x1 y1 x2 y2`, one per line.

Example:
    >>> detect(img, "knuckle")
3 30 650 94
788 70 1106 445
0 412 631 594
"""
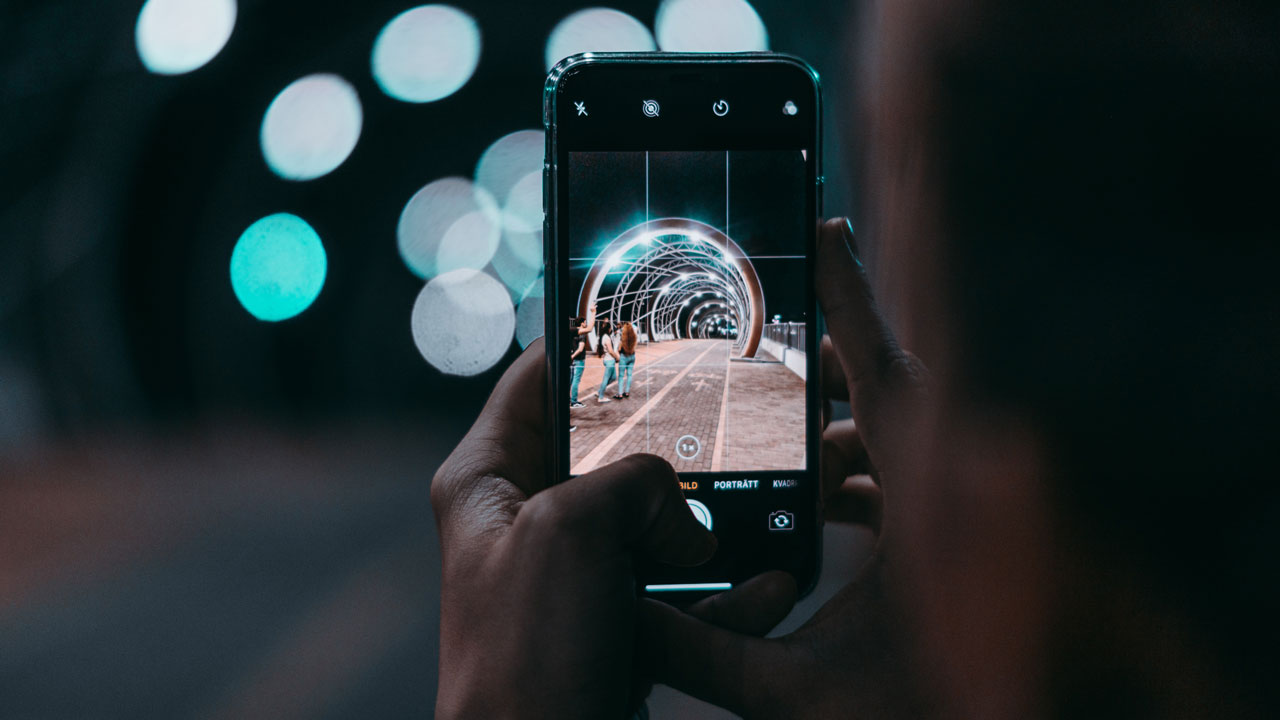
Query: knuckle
516 490 567 530
430 462 460 517
821 432 848 465
878 347 930 393
429 447 507 524
625 455 682 509
622 453 678 485
515 493 603 559
517 487 597 545
430 449 486 510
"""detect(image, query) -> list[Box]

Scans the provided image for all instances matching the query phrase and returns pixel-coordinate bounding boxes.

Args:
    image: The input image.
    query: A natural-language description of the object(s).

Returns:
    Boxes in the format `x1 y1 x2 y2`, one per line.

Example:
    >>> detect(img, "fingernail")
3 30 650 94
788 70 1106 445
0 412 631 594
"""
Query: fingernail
842 218 863 269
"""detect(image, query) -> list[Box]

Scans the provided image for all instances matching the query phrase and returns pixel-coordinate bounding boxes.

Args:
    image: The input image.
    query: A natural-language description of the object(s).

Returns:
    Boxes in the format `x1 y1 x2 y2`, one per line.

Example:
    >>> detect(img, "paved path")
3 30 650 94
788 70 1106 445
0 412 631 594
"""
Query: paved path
570 340 805 474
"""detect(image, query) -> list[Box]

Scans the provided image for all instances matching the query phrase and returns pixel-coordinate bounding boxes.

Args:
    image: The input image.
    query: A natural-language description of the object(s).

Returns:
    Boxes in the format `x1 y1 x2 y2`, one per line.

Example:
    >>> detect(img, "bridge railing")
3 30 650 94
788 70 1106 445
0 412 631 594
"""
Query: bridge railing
763 323 806 352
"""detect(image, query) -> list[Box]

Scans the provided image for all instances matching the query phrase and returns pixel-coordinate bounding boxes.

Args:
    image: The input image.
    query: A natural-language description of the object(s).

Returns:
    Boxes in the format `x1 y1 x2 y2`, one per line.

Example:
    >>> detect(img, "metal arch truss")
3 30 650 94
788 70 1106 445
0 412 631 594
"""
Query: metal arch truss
577 218 765 358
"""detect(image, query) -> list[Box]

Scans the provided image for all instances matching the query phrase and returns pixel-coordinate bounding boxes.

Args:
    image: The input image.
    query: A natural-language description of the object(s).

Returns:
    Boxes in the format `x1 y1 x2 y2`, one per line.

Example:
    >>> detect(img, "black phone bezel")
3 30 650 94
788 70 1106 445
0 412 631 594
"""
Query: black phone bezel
543 52 824 601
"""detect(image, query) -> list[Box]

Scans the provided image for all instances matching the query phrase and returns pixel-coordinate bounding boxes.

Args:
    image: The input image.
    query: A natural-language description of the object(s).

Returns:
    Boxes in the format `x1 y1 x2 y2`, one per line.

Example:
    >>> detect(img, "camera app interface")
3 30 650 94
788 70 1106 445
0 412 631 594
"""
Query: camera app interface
565 149 809 477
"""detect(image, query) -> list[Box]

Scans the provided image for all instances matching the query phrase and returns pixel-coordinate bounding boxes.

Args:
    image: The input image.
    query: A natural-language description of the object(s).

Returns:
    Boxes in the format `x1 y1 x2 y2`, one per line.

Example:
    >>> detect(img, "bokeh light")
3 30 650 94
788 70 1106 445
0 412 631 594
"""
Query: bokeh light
515 279 545 349
502 170 543 236
491 169 544 300
544 8 656 71
475 131 545 298
411 269 515 376
135 0 237 75
398 177 501 280
372 5 482 103
474 130 544 209
260 74 363 181
230 213 327 321
655 0 768 52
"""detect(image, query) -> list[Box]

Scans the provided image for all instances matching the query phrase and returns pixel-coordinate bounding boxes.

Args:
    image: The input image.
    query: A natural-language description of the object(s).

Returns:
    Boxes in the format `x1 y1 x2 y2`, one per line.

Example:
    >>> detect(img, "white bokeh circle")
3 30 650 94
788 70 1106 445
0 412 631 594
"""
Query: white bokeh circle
515 279 545 349
655 0 769 52
545 8 656 71
474 130 544 211
412 269 515 376
260 73 363 181
136 0 237 75
372 5 482 103
489 170 544 300
475 131 545 298
398 177 501 280
502 169 544 235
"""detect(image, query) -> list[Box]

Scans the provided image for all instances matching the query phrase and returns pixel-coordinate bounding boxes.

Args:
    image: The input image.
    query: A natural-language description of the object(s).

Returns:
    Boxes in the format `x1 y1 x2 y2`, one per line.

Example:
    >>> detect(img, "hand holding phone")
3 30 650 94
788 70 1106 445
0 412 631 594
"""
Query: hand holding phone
432 342 798 718
638 219 933 719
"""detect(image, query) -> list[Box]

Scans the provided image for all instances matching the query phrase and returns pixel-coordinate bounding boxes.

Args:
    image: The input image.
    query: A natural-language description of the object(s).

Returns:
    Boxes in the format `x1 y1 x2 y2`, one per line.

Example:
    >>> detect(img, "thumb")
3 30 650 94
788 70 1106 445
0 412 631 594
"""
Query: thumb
530 453 716 567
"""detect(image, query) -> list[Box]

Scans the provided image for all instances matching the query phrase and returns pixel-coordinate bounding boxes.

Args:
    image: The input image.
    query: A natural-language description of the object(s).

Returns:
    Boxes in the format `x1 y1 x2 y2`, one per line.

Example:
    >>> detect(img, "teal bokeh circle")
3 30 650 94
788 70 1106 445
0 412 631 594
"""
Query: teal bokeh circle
230 213 327 321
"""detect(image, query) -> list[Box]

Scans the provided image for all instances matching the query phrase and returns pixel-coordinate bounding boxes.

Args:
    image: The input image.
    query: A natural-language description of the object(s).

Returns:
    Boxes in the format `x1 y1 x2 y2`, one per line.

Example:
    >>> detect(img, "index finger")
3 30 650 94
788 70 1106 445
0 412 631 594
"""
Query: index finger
816 219 930 455
816 218 904 392
821 335 849 402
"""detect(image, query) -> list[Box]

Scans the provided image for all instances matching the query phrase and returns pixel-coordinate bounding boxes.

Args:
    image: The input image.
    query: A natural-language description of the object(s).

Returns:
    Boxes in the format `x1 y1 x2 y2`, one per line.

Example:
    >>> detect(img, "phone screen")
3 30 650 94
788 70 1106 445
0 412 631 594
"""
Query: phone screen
546 56 822 596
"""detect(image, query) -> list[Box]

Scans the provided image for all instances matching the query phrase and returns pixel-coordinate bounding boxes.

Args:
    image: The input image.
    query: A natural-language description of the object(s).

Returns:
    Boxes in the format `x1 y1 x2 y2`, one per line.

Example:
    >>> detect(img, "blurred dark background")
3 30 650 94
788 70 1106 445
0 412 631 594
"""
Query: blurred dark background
1 1 864 717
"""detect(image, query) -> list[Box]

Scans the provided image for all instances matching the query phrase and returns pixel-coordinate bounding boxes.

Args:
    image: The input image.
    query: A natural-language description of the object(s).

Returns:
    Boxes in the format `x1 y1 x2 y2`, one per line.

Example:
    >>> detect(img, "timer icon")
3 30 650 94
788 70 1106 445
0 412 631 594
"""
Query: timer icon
712 99 730 117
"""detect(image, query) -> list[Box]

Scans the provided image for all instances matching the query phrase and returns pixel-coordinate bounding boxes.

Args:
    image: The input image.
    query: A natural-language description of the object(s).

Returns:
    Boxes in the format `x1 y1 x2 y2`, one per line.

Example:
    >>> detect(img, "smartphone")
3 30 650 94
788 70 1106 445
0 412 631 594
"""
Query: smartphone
543 53 823 600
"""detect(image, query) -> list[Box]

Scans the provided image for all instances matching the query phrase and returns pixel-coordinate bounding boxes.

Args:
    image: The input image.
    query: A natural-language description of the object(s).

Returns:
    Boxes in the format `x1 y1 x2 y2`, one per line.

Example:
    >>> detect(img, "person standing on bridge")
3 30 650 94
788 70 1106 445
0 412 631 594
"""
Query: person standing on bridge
617 321 637 399
596 319 619 403
568 317 587 409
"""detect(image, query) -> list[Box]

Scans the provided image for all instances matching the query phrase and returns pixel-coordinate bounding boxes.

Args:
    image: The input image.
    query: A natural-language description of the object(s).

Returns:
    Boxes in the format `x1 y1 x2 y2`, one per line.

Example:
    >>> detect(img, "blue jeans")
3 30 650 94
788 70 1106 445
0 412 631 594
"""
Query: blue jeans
598 357 617 399
619 353 635 394
570 359 584 403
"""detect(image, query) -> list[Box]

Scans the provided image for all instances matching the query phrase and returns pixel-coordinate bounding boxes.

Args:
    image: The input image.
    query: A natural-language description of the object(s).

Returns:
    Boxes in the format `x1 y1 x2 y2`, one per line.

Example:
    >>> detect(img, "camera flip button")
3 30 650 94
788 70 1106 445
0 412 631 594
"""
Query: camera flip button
768 510 795 532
